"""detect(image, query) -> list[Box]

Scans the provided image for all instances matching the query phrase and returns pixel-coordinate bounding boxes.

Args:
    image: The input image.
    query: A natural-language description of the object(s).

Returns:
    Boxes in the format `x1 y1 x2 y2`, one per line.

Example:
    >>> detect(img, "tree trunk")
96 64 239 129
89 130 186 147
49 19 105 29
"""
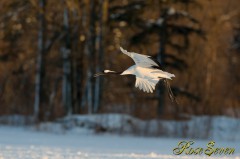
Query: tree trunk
93 0 105 113
157 15 167 117
61 7 73 116
86 0 96 114
71 9 82 114
34 0 46 121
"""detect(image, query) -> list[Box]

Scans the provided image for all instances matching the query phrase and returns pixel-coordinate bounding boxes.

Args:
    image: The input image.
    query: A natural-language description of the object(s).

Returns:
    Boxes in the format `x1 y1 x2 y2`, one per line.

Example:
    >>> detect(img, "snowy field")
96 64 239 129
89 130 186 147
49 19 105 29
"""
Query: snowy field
0 126 240 159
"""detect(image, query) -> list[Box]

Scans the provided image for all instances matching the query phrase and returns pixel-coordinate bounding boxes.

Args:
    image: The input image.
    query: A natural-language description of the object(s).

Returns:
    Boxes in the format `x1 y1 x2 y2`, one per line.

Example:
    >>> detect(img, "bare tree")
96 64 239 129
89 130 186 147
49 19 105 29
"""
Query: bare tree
34 0 46 121
93 0 107 113
61 5 73 116
85 0 97 114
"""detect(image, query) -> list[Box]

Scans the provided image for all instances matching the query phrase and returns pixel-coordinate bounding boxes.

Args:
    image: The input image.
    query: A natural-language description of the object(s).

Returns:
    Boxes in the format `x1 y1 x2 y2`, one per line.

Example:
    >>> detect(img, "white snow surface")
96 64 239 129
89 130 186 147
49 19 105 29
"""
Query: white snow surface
0 126 239 159
36 114 240 140
1 114 240 158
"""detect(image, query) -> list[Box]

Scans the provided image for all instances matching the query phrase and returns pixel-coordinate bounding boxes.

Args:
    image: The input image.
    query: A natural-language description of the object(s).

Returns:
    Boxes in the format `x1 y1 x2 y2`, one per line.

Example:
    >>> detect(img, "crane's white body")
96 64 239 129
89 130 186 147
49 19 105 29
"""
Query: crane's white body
119 47 175 93
121 65 174 80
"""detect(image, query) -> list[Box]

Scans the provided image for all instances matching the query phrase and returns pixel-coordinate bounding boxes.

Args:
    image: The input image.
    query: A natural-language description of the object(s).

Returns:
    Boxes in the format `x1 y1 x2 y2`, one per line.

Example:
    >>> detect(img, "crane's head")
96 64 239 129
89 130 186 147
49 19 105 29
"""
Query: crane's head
94 70 118 77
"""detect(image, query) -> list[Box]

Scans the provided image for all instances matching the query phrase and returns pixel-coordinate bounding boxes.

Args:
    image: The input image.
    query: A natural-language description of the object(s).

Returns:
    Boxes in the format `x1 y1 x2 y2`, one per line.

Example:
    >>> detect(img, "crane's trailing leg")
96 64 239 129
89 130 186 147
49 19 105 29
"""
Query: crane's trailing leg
164 79 179 106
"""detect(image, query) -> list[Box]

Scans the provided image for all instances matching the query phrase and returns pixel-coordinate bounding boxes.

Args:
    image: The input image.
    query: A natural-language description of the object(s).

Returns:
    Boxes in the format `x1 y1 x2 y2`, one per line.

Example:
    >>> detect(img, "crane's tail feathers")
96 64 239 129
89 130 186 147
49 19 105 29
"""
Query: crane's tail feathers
151 70 175 80
164 79 179 106
163 72 175 80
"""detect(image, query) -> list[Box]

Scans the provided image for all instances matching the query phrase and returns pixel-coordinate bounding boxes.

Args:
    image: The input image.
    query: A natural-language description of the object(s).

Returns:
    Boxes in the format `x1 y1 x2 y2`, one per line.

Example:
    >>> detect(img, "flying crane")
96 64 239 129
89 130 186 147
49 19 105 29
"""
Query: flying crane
94 47 177 102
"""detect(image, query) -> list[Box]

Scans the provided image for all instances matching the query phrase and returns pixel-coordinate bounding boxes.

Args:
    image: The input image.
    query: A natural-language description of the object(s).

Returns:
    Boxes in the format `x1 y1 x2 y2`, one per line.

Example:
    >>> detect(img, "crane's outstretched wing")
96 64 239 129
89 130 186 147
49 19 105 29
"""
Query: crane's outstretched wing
135 77 159 93
120 47 160 68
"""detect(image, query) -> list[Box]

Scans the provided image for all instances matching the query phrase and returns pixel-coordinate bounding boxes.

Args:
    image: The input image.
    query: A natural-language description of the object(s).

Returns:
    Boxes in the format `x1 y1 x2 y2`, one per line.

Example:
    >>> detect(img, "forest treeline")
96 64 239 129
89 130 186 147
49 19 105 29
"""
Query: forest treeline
0 0 239 121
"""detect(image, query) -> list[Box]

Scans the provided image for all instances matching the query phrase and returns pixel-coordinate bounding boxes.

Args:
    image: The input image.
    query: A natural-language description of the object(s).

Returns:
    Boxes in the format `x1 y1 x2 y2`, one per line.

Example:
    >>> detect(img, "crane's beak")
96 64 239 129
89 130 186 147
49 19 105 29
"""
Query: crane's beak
94 72 105 77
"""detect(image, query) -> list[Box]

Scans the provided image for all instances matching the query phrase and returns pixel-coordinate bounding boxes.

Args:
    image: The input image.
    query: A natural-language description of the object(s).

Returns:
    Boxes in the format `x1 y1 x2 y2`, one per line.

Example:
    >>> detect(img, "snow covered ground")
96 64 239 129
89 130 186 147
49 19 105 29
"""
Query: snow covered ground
0 126 240 159
35 114 240 141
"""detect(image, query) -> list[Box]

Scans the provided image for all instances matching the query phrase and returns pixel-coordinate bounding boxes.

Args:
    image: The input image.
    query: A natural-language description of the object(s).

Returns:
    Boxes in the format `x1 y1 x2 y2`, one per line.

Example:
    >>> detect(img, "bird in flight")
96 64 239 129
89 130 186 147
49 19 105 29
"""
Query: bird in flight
94 47 177 102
